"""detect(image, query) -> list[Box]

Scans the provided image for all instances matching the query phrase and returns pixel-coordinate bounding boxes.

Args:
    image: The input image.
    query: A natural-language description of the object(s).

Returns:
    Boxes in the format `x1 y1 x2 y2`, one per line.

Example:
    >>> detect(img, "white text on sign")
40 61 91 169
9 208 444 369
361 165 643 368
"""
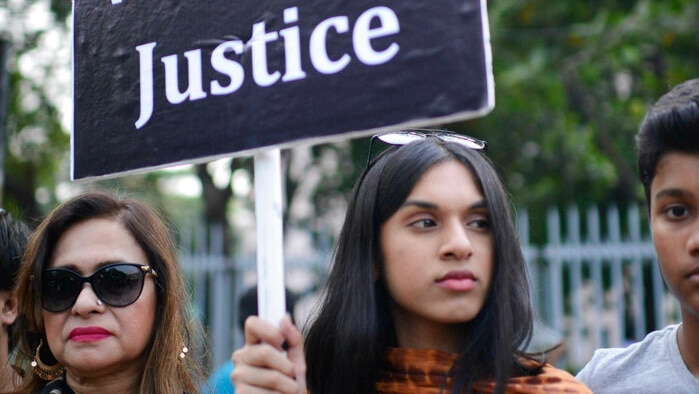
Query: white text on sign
134 6 400 129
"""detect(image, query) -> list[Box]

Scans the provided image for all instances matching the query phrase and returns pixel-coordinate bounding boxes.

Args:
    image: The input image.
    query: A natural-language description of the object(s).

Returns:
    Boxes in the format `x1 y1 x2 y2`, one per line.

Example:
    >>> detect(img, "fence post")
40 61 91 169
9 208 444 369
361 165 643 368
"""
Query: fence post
586 206 604 352
517 209 540 311
0 38 9 204
607 205 625 347
627 206 646 340
630 202 671 331
208 225 233 370
545 208 564 335
566 206 585 367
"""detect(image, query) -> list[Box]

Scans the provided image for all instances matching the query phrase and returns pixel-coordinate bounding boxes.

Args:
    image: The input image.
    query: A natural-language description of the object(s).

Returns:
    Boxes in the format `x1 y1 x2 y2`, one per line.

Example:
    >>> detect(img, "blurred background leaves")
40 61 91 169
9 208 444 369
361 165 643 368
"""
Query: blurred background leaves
1 0 697 246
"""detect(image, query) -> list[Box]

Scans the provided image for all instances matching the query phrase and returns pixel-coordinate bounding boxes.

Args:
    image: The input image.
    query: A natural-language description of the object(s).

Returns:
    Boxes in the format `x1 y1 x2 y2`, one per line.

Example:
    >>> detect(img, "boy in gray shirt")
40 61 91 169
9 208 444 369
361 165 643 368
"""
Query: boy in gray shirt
576 79 699 393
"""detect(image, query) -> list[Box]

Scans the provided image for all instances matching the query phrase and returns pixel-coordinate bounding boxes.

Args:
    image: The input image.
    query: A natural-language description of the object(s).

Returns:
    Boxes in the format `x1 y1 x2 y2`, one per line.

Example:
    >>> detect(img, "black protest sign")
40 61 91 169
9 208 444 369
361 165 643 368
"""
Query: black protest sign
72 0 493 180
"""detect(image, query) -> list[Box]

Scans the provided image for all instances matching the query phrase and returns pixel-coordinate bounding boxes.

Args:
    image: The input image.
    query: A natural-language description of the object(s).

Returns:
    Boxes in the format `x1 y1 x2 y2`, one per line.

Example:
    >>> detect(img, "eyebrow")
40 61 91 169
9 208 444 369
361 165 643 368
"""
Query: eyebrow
401 199 488 211
654 188 694 201
49 260 129 273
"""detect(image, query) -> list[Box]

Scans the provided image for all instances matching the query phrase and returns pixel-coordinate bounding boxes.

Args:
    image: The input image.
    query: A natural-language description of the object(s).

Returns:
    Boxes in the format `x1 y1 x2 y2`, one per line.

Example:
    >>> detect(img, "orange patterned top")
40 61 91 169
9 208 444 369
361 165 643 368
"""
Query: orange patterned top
375 347 592 394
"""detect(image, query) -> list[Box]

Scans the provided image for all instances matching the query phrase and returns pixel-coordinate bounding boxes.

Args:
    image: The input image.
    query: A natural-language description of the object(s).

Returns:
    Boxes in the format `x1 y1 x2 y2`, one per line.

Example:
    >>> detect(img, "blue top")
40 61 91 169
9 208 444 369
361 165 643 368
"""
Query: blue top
204 360 235 394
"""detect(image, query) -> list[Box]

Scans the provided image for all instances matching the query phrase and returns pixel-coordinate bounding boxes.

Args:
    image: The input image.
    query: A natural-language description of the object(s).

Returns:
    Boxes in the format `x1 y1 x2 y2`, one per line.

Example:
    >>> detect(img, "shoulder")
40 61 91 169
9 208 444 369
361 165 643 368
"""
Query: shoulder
577 325 678 375
209 360 234 380
531 363 592 393
38 376 74 394
473 363 592 394
576 325 685 392
205 360 235 393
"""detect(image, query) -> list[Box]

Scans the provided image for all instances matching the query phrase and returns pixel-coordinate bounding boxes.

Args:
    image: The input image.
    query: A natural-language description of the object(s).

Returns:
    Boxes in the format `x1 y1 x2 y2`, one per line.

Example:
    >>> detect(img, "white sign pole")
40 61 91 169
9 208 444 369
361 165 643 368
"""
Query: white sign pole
254 148 286 326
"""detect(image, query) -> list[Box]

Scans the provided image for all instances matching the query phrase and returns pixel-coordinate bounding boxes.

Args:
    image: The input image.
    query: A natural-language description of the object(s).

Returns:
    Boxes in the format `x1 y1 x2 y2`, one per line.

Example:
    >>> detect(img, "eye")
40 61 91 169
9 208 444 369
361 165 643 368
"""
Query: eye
469 218 490 229
410 218 437 228
466 213 490 230
663 205 689 219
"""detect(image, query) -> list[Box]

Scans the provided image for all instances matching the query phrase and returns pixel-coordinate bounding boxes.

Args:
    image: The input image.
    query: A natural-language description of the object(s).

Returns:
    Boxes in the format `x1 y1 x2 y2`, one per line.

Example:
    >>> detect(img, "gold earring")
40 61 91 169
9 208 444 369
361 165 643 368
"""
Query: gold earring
31 339 64 380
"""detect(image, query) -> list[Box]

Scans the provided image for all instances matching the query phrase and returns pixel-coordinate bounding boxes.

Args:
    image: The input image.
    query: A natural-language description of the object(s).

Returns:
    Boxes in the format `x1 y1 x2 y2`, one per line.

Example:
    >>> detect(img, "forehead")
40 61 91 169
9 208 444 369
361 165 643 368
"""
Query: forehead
50 218 147 272
651 152 699 197
408 160 479 197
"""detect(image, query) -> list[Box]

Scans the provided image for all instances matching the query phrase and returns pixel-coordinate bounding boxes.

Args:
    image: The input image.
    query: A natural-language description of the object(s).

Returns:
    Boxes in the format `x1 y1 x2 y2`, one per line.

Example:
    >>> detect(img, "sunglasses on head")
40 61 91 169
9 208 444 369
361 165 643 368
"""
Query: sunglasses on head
41 262 158 312
366 129 487 167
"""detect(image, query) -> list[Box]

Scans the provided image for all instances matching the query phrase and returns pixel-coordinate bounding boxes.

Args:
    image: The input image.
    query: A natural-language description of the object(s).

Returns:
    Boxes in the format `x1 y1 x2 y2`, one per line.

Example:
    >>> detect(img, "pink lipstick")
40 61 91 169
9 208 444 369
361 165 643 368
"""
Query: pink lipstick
69 326 111 342
436 270 477 291
688 268 699 284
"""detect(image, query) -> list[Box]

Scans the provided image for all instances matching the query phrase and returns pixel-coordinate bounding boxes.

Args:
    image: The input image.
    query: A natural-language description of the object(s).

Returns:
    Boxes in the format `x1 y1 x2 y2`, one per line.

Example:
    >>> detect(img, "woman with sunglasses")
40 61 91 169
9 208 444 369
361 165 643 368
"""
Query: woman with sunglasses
232 130 591 394
8 191 205 394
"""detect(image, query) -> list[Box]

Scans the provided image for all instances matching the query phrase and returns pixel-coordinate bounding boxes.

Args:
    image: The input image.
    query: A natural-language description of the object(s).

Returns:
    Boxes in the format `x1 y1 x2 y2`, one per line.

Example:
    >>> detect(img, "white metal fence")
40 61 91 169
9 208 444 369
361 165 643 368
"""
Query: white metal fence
519 205 679 370
180 204 680 373
179 224 329 372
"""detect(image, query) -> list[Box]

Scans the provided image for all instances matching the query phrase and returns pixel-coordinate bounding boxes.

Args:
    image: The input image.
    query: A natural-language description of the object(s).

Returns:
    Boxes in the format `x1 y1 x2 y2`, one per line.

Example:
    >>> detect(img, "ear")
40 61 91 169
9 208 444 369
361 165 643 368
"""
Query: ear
1 291 18 327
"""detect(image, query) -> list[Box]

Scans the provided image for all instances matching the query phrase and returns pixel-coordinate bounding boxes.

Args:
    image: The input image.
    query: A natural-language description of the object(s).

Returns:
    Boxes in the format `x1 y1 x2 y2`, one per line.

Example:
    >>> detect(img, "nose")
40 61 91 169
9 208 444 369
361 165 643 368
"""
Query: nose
439 220 473 261
688 220 699 256
71 283 104 315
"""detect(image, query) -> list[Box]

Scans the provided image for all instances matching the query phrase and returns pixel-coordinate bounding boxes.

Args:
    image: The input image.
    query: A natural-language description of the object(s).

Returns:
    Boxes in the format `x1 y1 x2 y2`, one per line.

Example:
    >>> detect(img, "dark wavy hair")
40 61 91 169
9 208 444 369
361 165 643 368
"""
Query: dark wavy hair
637 78 699 206
0 210 31 358
304 137 541 394
12 191 205 394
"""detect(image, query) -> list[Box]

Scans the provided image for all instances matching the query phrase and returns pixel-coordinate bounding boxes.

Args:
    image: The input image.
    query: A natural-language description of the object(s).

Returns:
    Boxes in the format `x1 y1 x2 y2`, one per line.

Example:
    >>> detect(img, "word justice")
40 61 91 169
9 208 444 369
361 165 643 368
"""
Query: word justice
134 5 401 129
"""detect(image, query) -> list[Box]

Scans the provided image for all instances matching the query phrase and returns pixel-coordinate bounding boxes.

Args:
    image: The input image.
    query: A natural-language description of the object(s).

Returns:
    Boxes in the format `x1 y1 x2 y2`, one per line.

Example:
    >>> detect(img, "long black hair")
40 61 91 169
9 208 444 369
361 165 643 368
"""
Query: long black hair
304 138 541 393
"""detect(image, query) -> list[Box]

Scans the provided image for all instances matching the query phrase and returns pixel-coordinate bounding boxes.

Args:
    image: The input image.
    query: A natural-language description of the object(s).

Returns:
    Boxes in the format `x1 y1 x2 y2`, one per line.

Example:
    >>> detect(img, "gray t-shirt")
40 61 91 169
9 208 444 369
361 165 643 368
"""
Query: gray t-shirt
576 324 699 393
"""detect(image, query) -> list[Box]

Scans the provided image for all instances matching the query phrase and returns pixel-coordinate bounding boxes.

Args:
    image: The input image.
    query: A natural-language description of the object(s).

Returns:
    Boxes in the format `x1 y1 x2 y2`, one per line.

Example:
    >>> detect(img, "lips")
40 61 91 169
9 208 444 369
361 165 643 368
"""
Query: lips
688 267 699 284
69 326 111 342
436 270 477 291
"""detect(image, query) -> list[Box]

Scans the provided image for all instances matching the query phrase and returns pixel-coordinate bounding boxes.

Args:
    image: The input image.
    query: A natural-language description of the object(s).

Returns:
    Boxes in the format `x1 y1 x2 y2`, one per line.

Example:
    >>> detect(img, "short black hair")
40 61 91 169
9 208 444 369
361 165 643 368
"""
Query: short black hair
637 78 699 204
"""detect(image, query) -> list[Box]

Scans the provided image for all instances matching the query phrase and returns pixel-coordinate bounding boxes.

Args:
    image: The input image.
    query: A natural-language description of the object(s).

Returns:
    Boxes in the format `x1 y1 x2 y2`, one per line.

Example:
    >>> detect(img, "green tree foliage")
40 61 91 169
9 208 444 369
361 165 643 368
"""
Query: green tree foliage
337 2 699 229
1 0 71 223
470 0 698 212
2 0 698 243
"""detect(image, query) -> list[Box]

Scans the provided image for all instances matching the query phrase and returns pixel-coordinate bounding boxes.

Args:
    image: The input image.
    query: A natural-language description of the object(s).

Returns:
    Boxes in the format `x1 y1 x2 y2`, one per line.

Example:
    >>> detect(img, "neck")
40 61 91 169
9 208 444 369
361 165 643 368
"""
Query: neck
678 314 699 379
0 336 16 391
391 311 461 353
0 361 17 392
65 365 143 394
